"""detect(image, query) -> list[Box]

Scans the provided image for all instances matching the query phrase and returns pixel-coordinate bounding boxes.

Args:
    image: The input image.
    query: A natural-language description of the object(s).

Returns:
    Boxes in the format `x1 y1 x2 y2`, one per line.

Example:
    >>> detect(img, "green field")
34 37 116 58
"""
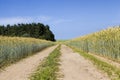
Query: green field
65 27 120 80
66 27 120 62
0 36 53 68
0 26 120 80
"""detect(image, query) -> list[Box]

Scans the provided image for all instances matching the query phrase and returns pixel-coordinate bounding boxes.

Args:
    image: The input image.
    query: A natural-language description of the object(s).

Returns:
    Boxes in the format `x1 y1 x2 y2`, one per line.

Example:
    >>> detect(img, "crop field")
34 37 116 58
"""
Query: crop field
0 36 53 68
67 27 120 62
1 1 120 80
0 27 120 80
65 27 120 80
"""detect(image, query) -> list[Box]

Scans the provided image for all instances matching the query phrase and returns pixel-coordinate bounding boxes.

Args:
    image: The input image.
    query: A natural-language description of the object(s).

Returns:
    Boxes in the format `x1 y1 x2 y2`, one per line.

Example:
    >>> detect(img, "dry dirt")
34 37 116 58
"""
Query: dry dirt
59 45 110 80
88 53 120 69
0 45 57 80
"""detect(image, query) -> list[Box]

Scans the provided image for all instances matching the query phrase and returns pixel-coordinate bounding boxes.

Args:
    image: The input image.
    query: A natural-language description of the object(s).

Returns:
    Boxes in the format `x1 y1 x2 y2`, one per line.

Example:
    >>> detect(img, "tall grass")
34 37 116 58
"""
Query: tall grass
0 36 53 68
67 27 120 61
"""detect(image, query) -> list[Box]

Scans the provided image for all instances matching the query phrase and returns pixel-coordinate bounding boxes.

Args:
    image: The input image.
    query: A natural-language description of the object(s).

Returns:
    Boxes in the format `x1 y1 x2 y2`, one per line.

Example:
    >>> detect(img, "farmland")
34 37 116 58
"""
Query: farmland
0 36 53 68
66 27 120 80
0 27 120 80
67 27 120 62
1 0 120 80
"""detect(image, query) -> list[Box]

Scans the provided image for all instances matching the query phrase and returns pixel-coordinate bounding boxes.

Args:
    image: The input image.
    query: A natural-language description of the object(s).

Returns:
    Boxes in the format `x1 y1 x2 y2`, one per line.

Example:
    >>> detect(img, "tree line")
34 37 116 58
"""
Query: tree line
0 23 56 41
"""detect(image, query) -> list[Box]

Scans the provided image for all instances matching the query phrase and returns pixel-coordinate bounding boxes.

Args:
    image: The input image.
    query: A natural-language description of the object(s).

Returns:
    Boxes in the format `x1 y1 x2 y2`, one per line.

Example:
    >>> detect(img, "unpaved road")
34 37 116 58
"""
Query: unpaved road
0 45 57 80
89 53 120 68
60 45 110 80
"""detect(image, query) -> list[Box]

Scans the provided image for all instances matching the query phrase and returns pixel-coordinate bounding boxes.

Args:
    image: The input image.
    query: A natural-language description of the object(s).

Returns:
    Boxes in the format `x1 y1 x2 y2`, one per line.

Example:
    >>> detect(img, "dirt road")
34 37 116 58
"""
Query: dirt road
0 45 57 80
89 53 120 68
60 45 110 80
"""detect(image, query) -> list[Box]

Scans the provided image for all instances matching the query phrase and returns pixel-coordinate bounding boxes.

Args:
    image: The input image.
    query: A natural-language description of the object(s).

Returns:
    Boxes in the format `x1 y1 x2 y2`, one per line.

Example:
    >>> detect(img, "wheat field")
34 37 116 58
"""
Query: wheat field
0 36 53 68
67 27 120 61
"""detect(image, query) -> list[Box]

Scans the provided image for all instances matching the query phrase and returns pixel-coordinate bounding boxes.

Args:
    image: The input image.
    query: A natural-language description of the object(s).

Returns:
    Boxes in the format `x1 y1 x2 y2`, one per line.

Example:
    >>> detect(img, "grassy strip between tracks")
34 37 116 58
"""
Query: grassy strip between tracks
30 45 61 80
68 45 120 80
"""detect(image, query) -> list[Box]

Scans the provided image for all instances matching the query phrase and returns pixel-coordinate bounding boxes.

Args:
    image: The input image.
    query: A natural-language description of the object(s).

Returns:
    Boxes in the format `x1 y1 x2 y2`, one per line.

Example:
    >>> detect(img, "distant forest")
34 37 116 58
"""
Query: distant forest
0 23 55 41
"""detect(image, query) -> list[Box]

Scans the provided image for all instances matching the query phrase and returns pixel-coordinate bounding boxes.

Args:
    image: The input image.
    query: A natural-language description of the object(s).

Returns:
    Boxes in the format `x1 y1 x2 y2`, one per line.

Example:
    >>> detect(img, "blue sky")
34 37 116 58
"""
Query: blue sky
0 0 120 40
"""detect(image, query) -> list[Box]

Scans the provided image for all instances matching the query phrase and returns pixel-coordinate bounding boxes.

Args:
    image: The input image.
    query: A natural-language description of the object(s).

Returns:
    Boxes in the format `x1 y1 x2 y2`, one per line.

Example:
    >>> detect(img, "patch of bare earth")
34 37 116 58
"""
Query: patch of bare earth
89 53 120 68
59 45 110 80
0 45 57 80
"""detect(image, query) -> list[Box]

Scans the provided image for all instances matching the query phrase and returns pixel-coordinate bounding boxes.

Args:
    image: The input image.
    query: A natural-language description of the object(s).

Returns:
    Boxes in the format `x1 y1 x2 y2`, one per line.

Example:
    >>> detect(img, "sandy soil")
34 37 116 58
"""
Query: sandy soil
89 53 120 68
0 45 57 80
59 45 110 80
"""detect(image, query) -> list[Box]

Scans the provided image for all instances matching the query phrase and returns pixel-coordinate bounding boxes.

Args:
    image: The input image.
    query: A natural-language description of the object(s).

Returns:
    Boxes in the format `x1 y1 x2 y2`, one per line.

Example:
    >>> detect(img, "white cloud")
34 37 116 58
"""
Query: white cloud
0 17 30 25
51 19 72 25
0 16 52 25
0 16 72 26
37 16 51 22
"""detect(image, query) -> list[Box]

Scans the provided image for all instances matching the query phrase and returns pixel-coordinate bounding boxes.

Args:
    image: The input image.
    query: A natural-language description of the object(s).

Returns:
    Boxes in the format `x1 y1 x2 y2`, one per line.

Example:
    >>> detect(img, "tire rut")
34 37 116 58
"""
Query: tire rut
59 45 110 80
0 45 57 80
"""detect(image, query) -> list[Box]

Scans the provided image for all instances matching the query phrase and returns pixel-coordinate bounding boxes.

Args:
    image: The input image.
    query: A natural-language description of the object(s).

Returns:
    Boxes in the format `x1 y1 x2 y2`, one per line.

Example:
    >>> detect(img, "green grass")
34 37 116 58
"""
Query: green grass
68 45 120 80
30 45 61 80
